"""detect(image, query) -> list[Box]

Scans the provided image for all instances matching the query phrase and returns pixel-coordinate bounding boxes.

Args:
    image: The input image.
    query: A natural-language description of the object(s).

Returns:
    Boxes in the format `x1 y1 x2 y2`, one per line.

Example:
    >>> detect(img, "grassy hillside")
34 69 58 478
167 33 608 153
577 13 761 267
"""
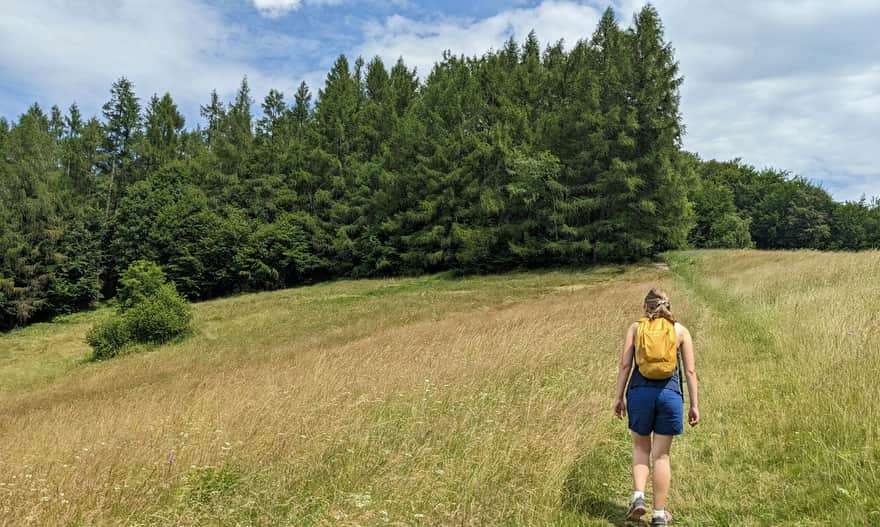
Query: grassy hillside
0 250 878 526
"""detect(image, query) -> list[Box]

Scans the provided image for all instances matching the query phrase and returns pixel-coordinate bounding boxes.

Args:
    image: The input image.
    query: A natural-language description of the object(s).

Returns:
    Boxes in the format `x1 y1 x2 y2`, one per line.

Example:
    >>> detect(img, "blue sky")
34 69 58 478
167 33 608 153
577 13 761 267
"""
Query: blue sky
1 0 878 201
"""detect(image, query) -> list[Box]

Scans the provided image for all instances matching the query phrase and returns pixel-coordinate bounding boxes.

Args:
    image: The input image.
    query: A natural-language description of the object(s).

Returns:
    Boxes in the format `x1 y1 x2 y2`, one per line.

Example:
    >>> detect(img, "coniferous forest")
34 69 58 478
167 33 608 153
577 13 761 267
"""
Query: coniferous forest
1 6 878 330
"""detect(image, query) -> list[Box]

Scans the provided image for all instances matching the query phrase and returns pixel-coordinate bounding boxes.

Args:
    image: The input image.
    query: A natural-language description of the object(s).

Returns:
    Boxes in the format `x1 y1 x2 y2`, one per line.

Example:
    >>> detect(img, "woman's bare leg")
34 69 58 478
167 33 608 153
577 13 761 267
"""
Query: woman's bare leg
632 431 651 492
651 433 674 510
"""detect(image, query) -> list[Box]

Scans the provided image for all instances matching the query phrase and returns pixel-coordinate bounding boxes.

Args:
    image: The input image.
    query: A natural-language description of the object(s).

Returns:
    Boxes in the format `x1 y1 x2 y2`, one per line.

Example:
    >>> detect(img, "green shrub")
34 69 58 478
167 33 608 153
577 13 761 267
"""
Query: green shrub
125 283 192 343
117 260 167 312
86 261 192 360
86 316 132 360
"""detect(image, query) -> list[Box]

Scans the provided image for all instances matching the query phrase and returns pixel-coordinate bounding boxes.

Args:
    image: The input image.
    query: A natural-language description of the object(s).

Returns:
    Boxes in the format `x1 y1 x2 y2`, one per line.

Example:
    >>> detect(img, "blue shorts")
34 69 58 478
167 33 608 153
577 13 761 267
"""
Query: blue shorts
626 387 684 436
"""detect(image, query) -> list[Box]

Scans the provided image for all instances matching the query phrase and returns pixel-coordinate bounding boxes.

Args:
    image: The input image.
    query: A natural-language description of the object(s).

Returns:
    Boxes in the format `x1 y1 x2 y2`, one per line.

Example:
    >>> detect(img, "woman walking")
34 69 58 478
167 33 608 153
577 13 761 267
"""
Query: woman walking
613 289 700 525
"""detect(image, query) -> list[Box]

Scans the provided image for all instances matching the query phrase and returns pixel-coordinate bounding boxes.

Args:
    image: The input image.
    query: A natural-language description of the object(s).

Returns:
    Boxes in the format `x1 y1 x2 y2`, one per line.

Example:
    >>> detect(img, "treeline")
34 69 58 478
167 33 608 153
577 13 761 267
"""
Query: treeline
1 6 877 330
686 156 879 250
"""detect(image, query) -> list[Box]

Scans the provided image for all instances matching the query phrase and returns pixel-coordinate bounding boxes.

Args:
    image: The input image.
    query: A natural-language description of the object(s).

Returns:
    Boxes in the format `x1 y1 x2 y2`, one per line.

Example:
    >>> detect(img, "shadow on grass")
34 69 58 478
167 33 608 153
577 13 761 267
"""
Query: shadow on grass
561 437 643 527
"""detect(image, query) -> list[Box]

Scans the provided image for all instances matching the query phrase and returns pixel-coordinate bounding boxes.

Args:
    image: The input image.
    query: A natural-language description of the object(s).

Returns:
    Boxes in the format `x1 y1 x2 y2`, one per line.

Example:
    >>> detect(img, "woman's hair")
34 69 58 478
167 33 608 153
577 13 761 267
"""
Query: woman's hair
644 288 675 323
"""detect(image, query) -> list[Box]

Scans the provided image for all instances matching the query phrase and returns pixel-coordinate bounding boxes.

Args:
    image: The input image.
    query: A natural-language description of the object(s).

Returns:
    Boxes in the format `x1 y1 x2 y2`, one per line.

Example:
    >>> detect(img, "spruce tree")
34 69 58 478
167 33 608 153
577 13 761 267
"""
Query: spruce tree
101 76 142 219
315 55 359 160
199 89 225 147
0 105 66 326
291 82 312 133
257 89 286 139
221 76 255 176
388 58 419 116
629 5 691 254
143 93 185 171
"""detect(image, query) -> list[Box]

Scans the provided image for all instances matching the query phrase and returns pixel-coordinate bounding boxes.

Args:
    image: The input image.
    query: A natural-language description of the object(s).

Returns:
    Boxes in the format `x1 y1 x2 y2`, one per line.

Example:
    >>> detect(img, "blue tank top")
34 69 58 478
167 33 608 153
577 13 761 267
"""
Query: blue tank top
628 321 683 395
628 361 682 395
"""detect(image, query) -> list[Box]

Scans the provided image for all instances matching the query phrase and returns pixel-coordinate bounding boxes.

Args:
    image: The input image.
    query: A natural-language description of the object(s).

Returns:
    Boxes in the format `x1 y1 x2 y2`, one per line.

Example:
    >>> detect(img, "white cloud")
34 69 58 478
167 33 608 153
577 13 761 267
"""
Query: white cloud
0 0 305 124
252 0 347 17
253 0 303 16
613 0 880 201
356 1 602 81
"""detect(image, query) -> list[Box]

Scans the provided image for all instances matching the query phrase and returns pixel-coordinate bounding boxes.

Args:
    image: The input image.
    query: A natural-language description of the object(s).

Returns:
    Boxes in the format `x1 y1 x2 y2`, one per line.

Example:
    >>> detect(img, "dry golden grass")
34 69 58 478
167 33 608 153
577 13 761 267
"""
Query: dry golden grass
0 267 657 526
1 251 878 526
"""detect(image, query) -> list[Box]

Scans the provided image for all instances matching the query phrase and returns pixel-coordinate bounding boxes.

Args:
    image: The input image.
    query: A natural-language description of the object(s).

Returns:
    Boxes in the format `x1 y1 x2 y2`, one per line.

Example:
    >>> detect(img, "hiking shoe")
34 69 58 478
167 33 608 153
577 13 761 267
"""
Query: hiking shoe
625 496 647 521
650 511 672 526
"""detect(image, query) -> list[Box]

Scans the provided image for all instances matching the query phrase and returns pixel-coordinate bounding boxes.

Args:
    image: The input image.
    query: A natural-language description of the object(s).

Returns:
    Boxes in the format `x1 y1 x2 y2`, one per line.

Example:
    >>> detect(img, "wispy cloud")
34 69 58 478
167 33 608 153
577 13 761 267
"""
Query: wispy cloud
356 1 603 81
252 0 348 17
253 0 304 17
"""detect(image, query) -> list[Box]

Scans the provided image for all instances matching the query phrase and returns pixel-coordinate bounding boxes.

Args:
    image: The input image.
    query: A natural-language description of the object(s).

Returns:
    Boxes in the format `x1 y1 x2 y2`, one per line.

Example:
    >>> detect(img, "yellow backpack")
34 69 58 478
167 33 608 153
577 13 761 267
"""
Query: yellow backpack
635 316 678 379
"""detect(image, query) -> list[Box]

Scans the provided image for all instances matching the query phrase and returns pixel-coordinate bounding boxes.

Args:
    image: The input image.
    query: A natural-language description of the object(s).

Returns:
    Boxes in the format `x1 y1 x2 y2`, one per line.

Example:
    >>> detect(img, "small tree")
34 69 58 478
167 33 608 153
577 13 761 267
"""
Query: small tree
87 261 191 360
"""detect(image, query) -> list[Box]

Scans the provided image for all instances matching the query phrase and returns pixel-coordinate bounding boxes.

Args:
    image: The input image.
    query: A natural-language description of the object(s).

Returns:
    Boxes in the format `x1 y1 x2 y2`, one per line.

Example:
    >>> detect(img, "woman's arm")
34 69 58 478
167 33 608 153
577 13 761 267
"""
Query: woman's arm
679 325 700 426
613 323 637 418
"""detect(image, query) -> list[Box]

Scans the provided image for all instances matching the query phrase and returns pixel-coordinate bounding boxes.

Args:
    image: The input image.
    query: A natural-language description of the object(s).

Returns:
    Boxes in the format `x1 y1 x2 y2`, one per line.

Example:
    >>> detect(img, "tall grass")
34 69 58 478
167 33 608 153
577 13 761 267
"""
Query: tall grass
664 250 880 526
0 251 877 526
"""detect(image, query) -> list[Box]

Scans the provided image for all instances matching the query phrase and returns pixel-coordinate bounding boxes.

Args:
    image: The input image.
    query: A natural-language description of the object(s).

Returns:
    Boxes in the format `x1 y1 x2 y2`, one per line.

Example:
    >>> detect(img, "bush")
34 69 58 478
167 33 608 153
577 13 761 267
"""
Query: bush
86 316 132 360
125 283 192 343
707 213 754 249
117 260 166 312
86 261 192 360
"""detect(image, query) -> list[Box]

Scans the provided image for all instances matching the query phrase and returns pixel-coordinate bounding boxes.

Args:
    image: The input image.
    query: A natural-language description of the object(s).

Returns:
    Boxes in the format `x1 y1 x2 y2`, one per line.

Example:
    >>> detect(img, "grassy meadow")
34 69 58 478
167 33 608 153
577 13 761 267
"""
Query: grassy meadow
0 250 878 526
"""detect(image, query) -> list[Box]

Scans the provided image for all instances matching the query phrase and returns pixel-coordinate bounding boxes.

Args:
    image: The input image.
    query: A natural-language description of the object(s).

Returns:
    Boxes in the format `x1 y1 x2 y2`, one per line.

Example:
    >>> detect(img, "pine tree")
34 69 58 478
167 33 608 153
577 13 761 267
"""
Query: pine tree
359 56 391 159
101 76 142 222
220 76 255 175
291 82 312 132
49 105 66 141
199 89 225 147
388 57 419 116
99 77 142 296
257 89 286 139
629 5 692 254
315 55 359 160
0 105 67 326
517 30 544 138
60 103 83 194
65 103 83 136
143 93 185 171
